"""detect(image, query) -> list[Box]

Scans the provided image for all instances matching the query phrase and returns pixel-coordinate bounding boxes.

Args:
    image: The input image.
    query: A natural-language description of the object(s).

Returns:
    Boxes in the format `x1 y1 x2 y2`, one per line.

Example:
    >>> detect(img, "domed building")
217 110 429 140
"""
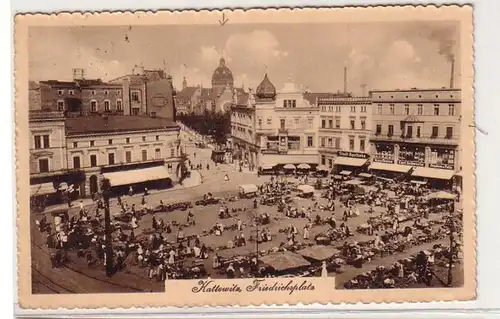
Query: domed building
211 57 234 97
255 73 276 100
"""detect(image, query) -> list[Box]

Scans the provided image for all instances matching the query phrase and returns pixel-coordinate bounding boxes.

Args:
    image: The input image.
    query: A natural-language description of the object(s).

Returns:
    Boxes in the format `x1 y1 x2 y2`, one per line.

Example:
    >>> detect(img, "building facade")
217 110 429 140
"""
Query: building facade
31 67 175 121
29 111 182 199
317 95 372 172
369 88 461 185
175 58 243 115
29 111 72 198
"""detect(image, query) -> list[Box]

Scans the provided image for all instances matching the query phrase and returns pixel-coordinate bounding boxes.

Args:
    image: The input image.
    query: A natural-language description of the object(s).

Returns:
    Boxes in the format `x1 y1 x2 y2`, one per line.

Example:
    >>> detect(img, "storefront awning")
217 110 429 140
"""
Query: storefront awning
103 166 171 187
30 182 56 197
334 156 367 167
368 162 413 173
411 167 455 180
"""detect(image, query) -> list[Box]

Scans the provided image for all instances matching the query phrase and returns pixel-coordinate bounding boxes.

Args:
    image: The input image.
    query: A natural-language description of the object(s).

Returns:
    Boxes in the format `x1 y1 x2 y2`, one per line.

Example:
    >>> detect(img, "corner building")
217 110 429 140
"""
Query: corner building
369 88 461 187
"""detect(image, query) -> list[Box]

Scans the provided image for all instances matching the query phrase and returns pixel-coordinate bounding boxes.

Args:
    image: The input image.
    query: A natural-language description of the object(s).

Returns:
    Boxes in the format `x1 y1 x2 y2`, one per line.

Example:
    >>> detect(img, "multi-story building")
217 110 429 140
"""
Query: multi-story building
65 115 181 195
231 74 321 170
30 67 176 121
317 95 372 173
369 88 461 187
29 111 74 199
29 113 181 199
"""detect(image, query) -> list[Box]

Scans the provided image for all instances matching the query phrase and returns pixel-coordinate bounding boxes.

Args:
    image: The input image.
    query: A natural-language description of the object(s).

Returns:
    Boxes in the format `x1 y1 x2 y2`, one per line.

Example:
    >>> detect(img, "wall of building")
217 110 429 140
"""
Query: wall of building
369 89 461 171
29 113 67 175
66 130 180 170
317 97 372 167
146 79 176 120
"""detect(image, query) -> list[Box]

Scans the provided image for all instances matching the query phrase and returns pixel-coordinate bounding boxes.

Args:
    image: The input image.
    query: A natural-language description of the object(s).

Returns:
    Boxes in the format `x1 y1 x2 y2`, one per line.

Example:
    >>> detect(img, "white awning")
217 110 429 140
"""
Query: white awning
411 167 455 180
297 184 315 193
260 164 275 170
316 164 329 171
334 156 367 167
103 166 171 187
297 163 311 170
344 179 363 185
369 162 413 173
239 184 258 194
283 164 296 170
340 170 352 176
358 173 372 178
411 180 427 185
30 182 56 197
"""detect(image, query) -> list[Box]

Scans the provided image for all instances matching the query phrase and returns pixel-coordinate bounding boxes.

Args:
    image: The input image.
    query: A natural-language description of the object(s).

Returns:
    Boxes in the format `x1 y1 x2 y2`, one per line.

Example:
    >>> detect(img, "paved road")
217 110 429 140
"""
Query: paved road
30 131 460 293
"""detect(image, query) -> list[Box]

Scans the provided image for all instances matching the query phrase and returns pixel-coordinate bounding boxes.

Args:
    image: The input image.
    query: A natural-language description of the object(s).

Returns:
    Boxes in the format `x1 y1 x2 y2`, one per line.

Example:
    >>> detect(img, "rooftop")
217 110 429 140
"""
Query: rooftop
66 115 179 135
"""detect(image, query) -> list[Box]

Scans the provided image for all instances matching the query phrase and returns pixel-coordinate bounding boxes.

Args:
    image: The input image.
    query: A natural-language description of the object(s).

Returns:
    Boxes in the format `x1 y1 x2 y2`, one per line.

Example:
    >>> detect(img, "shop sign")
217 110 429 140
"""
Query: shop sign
398 159 425 167
261 149 279 154
374 158 395 164
429 163 454 170
337 151 369 159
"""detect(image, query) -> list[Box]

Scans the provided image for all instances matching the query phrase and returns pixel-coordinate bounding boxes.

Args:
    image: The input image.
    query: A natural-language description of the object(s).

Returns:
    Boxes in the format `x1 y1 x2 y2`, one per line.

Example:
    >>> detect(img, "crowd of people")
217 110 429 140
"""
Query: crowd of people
34 163 463 288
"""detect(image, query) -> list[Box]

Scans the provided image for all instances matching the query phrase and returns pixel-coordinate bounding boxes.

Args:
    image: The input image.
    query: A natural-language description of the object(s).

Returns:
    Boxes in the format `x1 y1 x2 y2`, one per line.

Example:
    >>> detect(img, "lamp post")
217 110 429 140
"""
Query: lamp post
101 178 114 277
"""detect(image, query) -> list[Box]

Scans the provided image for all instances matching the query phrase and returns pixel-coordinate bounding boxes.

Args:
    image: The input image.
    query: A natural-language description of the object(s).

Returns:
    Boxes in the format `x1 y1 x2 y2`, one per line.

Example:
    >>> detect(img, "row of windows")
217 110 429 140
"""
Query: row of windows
57 89 122 96
320 118 367 130
279 118 314 129
72 135 161 148
320 105 368 113
57 99 123 112
36 148 177 174
376 104 455 116
375 124 454 138
319 137 366 152
283 99 297 108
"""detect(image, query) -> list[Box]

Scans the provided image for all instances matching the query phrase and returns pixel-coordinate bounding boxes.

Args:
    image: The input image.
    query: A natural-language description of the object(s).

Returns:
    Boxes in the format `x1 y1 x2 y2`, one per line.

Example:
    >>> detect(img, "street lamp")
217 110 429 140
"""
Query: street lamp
101 178 114 277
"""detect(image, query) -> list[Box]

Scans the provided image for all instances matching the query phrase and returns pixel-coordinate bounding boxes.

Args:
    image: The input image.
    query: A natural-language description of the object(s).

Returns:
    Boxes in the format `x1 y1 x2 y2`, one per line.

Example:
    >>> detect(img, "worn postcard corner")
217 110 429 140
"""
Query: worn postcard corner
14 4 475 309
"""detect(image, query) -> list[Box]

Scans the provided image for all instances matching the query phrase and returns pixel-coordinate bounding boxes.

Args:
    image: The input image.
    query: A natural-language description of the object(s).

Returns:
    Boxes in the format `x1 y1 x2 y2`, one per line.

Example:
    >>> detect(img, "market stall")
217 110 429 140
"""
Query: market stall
260 251 311 274
238 184 259 198
296 184 315 198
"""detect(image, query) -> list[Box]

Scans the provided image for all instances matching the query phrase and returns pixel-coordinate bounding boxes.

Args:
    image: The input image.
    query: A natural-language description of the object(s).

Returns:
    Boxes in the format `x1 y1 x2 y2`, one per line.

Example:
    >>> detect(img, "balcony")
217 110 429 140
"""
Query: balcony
370 134 459 146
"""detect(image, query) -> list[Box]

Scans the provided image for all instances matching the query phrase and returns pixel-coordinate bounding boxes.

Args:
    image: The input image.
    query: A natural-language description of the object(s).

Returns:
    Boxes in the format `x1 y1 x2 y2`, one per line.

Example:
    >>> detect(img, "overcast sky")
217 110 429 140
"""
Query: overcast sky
28 21 460 95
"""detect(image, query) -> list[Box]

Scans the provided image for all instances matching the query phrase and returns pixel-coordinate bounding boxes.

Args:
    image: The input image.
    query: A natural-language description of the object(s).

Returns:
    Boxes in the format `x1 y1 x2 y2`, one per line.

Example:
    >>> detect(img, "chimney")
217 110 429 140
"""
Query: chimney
343 66 347 94
450 57 455 89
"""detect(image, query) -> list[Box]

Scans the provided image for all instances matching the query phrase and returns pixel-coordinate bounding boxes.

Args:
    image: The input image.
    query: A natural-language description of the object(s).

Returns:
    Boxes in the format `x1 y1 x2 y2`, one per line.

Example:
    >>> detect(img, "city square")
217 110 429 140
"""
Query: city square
26 19 465 295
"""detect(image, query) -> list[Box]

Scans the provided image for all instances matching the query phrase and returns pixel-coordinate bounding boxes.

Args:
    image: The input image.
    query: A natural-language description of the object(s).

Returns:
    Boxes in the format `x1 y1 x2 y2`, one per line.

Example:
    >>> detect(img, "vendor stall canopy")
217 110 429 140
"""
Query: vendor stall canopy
238 184 258 194
340 170 352 176
297 245 340 261
297 184 315 194
427 191 457 200
343 179 363 185
260 251 311 271
260 164 275 170
283 164 296 170
297 163 311 170
316 164 328 172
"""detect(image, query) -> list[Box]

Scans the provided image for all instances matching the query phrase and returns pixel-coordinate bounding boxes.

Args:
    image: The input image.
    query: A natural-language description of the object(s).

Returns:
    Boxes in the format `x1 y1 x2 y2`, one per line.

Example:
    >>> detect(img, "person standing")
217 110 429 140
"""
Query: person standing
303 225 310 240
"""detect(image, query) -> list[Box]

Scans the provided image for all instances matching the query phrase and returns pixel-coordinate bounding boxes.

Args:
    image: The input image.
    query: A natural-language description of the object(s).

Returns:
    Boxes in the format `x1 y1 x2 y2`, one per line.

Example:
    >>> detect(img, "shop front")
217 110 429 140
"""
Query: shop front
332 151 369 177
101 161 173 196
410 147 457 189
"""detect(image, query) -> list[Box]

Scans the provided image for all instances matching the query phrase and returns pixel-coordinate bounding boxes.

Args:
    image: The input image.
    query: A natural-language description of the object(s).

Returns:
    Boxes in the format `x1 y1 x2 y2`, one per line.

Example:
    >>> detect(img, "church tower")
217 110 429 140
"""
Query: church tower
182 77 187 90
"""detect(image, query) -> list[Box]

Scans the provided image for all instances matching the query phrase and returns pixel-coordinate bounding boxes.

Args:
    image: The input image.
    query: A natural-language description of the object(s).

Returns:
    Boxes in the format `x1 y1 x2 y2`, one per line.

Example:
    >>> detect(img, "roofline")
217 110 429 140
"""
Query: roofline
66 126 180 137
370 88 461 93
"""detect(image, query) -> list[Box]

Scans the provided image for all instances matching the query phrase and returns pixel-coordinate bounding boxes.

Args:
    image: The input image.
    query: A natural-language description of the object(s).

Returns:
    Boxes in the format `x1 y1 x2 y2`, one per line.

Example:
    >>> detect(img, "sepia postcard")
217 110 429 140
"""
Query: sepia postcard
15 5 475 309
